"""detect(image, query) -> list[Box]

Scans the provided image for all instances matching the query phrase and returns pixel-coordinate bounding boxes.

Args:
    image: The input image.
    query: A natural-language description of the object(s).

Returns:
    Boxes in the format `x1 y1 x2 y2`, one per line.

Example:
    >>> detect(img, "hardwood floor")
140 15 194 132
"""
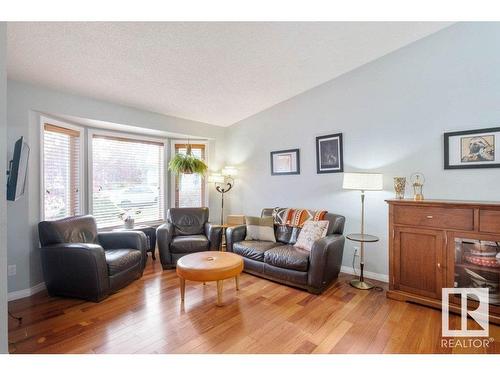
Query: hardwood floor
8 258 500 354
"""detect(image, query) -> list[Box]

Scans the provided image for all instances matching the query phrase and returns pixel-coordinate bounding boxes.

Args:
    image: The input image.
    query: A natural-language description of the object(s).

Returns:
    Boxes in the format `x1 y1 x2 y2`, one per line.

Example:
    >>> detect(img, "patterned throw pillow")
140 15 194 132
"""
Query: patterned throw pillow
245 216 276 242
293 220 329 251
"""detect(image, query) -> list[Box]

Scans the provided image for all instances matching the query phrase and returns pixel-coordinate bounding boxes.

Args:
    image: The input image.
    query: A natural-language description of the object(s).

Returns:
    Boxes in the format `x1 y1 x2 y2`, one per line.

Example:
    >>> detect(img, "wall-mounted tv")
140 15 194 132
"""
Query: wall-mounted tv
7 136 30 201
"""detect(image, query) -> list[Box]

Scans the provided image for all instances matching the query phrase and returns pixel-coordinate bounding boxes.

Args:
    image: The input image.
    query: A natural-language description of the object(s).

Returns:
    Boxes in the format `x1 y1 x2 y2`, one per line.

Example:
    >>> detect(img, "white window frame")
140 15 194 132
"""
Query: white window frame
39 116 85 221
88 129 168 229
170 139 209 209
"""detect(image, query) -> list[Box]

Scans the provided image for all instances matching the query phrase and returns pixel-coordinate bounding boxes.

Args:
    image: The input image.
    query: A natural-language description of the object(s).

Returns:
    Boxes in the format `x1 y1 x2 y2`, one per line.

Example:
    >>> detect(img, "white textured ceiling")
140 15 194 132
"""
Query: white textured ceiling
7 22 452 126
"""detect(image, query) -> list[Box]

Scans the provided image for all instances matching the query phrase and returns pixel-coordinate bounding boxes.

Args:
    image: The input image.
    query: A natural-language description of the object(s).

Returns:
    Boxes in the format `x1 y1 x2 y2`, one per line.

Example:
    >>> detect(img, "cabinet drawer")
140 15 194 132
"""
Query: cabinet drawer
479 210 500 233
393 205 473 230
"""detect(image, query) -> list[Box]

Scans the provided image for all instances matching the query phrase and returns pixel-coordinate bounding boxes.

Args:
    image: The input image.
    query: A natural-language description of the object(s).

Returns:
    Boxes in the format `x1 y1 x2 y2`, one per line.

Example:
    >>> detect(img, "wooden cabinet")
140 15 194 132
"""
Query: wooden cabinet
393 205 473 231
480 210 500 233
393 227 445 299
387 199 500 325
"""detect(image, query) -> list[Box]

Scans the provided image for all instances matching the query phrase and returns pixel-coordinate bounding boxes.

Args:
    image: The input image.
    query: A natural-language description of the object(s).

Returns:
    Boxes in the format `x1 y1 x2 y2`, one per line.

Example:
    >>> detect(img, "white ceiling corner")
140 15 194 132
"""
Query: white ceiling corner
7 22 453 127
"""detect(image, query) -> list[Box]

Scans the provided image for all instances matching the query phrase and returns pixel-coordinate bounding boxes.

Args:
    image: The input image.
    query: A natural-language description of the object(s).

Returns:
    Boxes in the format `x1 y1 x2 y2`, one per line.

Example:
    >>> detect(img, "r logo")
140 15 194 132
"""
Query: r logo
442 288 489 337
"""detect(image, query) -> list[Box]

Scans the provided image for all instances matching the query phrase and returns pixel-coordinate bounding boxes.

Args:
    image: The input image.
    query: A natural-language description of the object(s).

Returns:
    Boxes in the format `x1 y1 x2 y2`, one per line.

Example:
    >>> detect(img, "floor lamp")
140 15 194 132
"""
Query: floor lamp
343 172 383 290
209 166 237 225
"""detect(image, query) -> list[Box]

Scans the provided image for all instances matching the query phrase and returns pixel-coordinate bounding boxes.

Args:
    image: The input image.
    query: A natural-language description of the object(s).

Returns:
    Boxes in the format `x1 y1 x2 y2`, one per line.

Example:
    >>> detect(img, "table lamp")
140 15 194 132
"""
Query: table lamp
343 172 383 289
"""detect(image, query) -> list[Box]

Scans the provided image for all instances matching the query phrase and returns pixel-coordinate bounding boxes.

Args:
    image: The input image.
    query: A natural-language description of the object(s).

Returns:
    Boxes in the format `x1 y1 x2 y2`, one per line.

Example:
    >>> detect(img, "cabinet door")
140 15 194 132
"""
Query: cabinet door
393 227 445 299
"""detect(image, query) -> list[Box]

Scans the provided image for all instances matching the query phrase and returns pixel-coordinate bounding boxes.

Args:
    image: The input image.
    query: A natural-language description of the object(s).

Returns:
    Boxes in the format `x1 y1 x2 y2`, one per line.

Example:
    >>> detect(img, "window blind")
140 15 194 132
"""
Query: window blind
174 144 206 208
92 134 165 228
43 123 81 220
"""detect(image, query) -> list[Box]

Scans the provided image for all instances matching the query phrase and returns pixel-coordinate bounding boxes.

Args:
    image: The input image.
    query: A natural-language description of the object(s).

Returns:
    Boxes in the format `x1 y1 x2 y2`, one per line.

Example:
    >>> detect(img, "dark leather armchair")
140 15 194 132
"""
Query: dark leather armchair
226 208 345 294
38 215 147 302
156 207 222 269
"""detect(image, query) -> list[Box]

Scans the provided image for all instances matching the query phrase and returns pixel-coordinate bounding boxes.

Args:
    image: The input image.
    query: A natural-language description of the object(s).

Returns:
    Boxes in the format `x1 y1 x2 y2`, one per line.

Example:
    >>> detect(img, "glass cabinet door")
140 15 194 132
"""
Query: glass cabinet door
454 237 500 306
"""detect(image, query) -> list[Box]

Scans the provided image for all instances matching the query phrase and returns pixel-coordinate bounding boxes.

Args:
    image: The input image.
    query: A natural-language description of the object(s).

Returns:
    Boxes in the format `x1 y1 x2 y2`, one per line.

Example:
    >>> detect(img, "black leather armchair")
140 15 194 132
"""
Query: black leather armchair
226 208 345 294
156 207 222 269
38 215 147 302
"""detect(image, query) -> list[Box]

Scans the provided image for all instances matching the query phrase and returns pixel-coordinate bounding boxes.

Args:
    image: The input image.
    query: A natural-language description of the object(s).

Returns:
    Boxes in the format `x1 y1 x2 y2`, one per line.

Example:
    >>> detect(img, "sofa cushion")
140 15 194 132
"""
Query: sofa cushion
274 225 302 245
264 245 309 272
105 249 142 276
245 216 276 242
170 235 209 253
275 225 292 243
233 240 279 261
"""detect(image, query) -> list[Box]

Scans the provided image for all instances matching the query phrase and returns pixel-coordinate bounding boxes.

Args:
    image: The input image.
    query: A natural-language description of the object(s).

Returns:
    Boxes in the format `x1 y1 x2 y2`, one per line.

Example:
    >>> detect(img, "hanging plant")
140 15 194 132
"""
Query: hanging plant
168 143 208 176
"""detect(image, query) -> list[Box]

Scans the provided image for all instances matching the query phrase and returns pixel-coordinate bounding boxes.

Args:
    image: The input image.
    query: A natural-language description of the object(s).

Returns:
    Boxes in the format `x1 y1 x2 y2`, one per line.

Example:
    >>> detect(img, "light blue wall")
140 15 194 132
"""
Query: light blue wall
6 80 226 293
0 22 8 353
7 22 500 296
226 22 500 278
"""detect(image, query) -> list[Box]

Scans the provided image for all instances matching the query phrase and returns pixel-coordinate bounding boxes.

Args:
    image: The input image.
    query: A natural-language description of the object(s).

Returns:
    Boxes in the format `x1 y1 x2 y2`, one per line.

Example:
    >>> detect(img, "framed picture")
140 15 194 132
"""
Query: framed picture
444 127 500 169
270 149 300 175
316 133 343 173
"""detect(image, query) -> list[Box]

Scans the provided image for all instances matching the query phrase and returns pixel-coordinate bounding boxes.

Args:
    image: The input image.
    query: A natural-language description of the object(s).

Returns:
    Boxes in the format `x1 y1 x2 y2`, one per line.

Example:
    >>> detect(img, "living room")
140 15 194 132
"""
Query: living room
1 0 500 372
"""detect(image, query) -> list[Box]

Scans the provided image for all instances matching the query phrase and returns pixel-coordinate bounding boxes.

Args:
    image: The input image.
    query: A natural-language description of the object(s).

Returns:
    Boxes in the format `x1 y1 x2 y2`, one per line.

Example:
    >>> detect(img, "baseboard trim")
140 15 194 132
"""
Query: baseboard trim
340 266 389 283
8 282 46 302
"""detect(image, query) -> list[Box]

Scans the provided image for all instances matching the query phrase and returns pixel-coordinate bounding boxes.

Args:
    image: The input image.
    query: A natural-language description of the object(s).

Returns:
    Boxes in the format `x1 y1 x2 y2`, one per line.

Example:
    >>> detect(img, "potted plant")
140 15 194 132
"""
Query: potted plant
168 144 208 176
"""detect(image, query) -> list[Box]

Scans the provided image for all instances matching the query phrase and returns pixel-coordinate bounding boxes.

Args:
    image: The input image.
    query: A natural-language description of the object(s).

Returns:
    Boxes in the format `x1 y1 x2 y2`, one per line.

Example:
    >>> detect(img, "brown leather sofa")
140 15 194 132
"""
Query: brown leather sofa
156 207 222 269
38 215 147 302
226 208 345 294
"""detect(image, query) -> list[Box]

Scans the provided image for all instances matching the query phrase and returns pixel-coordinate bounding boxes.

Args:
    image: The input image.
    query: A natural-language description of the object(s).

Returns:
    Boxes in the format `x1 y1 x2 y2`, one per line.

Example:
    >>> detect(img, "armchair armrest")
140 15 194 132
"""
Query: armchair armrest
308 234 345 290
205 223 222 251
98 231 146 250
40 243 110 301
157 222 174 268
225 225 247 253
99 231 148 269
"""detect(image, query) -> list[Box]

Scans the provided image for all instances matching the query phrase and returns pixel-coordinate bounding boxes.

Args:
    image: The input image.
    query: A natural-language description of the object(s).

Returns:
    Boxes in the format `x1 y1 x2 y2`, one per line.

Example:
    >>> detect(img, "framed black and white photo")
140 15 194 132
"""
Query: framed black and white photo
444 127 500 169
270 148 300 175
316 133 343 173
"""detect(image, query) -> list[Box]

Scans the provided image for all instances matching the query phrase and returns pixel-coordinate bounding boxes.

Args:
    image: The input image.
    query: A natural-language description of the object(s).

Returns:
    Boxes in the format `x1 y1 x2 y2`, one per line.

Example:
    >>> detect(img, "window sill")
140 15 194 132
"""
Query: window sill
98 219 166 232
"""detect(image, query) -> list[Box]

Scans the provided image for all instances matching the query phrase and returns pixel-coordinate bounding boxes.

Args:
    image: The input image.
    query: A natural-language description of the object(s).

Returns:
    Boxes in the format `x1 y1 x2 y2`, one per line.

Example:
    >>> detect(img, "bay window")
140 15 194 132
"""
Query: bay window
91 133 165 228
41 119 211 228
173 142 207 208
42 123 83 220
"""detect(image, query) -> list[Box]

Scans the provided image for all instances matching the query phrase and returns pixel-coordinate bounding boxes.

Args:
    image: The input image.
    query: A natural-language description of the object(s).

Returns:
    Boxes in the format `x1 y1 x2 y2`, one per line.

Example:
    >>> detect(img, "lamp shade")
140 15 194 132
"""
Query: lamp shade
342 173 383 191
221 166 238 176
208 173 225 183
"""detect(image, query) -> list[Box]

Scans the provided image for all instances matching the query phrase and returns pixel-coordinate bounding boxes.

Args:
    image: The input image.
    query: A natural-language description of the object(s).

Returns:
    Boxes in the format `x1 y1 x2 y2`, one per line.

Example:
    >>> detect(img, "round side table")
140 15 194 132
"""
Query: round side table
346 233 379 290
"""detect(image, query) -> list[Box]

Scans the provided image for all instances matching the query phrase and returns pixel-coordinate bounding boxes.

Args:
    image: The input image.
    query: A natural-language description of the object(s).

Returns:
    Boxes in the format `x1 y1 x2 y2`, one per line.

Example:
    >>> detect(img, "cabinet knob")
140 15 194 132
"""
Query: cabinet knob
437 263 441 269
426 215 433 219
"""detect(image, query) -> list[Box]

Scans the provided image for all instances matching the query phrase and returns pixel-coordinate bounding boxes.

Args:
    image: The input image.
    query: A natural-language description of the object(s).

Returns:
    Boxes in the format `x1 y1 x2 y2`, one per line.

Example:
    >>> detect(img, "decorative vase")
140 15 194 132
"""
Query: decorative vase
393 177 406 199
124 218 135 229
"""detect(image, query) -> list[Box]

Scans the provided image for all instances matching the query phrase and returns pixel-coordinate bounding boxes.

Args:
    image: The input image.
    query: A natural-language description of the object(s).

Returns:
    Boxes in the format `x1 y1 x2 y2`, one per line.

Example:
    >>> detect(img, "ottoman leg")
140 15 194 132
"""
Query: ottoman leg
180 277 185 302
235 275 240 291
216 280 223 306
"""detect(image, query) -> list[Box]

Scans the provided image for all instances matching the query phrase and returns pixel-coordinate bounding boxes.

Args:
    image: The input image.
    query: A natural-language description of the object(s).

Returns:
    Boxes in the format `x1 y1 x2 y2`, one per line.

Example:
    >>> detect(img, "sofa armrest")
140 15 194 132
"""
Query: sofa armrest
157 223 174 268
308 234 345 290
40 243 110 301
205 223 223 251
226 225 247 253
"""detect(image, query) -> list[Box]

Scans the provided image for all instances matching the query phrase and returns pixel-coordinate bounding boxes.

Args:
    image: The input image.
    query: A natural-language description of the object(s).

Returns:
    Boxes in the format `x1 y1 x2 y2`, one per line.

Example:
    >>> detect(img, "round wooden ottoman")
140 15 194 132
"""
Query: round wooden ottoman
176 251 244 306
